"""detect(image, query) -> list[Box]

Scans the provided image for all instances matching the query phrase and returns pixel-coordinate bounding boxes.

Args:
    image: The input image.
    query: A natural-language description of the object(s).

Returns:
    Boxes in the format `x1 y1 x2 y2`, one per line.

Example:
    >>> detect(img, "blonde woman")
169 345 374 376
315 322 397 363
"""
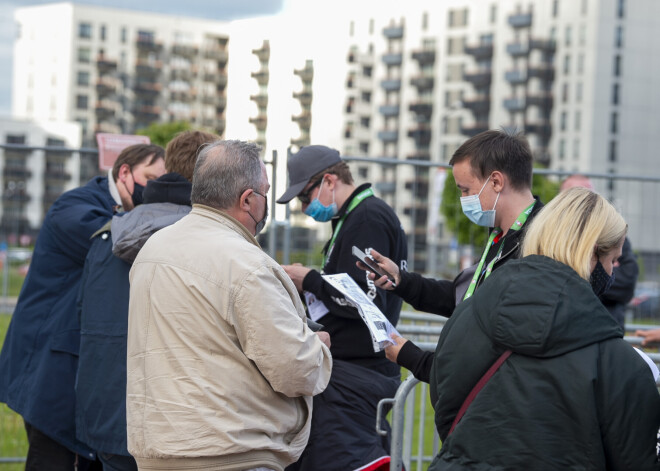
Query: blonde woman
428 188 660 470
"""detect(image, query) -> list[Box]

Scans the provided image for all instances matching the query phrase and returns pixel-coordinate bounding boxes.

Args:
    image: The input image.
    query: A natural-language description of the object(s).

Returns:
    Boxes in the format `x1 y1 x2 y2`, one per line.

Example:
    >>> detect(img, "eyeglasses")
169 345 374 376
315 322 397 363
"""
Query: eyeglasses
297 178 322 205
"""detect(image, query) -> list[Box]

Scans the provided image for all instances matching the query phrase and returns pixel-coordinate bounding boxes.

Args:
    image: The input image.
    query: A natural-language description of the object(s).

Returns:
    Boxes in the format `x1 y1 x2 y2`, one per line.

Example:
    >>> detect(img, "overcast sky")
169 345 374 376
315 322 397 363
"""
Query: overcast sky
0 0 285 117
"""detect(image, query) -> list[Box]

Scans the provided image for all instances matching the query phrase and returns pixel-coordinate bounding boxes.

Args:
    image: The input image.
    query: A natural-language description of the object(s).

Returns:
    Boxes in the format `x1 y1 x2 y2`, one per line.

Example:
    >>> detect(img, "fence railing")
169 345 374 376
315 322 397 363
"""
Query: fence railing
383 312 660 471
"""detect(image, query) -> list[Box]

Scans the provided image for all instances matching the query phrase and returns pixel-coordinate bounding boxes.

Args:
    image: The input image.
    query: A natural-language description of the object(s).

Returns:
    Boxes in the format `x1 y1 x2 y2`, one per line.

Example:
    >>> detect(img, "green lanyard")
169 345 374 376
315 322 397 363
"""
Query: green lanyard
322 187 374 268
463 201 536 301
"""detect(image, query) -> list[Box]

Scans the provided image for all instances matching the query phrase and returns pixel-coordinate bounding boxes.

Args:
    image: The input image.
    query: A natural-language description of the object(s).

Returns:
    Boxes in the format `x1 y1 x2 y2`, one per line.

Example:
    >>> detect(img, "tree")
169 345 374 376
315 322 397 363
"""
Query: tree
439 167 560 247
136 121 191 147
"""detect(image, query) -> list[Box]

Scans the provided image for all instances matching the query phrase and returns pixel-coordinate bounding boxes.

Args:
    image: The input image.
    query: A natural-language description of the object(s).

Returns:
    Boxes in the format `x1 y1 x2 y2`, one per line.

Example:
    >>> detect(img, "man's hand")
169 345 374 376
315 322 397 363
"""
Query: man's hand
316 331 331 348
384 333 408 363
355 248 400 290
636 328 660 347
282 263 311 292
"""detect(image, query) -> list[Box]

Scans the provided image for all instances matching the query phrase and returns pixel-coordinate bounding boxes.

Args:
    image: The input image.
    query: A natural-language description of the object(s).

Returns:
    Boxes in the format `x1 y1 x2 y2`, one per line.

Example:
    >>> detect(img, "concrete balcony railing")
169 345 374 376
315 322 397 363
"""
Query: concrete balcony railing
463 70 492 88
410 76 434 90
382 52 403 66
251 93 269 108
506 41 530 57
409 101 433 117
377 130 399 143
508 12 532 28
411 49 435 64
464 43 494 60
461 122 489 137
526 93 553 108
528 65 555 81
462 95 491 113
383 25 404 39
503 97 526 112
381 78 402 91
505 69 528 84
251 70 269 86
379 104 400 117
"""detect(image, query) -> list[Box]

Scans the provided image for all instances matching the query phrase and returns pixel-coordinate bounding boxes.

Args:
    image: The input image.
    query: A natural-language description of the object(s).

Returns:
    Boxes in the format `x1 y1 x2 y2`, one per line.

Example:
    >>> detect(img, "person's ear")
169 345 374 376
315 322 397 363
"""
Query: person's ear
324 173 337 190
490 170 505 193
238 188 253 212
117 163 131 183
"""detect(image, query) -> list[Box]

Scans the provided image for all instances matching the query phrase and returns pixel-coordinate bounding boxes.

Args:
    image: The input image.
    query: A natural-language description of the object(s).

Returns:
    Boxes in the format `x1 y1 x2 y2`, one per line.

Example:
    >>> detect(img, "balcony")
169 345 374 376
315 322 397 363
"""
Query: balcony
171 44 198 57
293 90 312 106
461 122 489 137
504 69 527 84
353 100 371 116
377 130 398 143
503 97 526 112
464 43 494 60
383 25 404 39
382 53 403 66
170 89 195 102
407 151 430 162
526 93 553 108
134 105 161 120
463 70 492 87
204 47 228 64
374 181 396 194
292 111 312 129
530 38 556 52
136 37 163 52
508 12 532 28
524 121 552 136
251 70 269 86
203 72 227 88
134 81 162 97
3 167 32 179
379 104 400 117
252 44 270 62
506 41 530 57
95 79 117 96
249 115 268 131
251 93 269 108
170 68 195 81
95 102 117 119
408 126 431 146
94 122 121 134
528 65 555 81
347 50 374 65
462 95 491 113
410 76 434 90
135 60 162 77
380 78 401 91
96 56 117 74
409 101 433 117
291 135 310 148
411 49 435 64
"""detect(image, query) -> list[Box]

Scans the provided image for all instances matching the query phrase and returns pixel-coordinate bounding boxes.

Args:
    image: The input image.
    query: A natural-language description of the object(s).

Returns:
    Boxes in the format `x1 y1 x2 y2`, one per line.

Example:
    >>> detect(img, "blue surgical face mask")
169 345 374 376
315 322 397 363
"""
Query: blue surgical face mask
459 175 500 227
304 180 337 222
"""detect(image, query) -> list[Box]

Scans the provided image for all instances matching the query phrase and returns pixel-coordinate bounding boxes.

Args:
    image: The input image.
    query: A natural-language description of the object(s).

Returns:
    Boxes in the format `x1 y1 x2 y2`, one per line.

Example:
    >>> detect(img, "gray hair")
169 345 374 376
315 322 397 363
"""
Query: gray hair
191 140 263 210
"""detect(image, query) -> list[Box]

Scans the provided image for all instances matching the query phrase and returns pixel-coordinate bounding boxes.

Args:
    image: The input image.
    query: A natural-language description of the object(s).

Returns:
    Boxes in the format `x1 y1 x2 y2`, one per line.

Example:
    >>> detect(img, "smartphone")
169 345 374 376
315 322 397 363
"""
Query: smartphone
352 246 397 287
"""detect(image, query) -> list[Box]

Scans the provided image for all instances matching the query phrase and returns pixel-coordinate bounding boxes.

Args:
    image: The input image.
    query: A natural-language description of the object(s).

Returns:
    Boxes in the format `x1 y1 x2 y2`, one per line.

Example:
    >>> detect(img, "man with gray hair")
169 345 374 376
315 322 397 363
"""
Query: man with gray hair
126 140 332 471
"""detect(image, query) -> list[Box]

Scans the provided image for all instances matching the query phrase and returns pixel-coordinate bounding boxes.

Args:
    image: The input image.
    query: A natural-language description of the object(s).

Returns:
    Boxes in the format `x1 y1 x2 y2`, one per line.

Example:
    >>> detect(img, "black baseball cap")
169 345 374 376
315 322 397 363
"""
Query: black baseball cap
276 145 341 204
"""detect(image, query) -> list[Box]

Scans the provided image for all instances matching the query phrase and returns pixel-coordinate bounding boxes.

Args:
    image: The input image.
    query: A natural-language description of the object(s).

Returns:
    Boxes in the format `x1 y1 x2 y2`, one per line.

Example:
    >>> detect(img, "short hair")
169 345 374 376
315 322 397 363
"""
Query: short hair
191 140 263 210
165 130 219 182
111 144 165 181
309 161 354 185
521 187 627 280
449 129 532 191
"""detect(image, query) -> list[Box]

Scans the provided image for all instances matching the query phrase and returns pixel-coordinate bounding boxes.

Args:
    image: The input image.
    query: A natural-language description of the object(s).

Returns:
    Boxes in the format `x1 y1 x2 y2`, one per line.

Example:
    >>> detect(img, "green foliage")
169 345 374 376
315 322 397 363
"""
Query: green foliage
531 167 560 206
136 121 191 147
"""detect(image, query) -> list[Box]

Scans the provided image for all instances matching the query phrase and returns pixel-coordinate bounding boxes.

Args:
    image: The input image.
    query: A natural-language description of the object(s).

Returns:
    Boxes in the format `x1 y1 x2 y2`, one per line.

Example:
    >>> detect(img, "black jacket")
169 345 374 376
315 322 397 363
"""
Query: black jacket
599 237 638 327
397 198 543 382
302 183 408 376
429 255 660 471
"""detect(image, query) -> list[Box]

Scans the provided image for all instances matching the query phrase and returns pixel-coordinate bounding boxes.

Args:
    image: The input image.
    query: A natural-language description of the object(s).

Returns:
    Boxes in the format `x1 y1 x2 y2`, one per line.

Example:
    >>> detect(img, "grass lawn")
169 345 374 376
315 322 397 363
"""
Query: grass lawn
0 314 28 469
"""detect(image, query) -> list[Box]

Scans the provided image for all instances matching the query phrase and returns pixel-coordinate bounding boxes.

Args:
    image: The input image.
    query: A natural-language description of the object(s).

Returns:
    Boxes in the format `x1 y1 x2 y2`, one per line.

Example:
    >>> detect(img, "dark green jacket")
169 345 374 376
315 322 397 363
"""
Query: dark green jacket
430 255 660 471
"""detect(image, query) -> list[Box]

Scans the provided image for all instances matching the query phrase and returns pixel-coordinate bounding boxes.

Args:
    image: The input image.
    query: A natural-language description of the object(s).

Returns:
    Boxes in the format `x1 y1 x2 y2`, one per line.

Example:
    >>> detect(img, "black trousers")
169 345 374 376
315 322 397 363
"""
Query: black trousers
24 421 102 471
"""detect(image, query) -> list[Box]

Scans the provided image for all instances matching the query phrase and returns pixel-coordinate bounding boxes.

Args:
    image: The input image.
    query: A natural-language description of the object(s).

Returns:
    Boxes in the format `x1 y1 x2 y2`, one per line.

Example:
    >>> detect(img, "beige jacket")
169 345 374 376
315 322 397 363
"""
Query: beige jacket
126 205 332 471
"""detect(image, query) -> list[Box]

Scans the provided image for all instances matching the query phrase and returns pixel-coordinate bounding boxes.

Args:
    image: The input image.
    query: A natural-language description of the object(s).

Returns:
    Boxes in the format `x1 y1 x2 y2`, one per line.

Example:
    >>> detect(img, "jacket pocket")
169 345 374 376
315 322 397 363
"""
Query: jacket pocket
50 329 81 356
284 397 309 444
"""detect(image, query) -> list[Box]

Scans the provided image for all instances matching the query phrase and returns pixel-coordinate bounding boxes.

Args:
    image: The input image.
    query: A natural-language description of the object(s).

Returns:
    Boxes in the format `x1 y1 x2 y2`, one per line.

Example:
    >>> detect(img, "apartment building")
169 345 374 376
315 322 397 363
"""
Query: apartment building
342 0 660 270
0 118 82 236
12 2 229 146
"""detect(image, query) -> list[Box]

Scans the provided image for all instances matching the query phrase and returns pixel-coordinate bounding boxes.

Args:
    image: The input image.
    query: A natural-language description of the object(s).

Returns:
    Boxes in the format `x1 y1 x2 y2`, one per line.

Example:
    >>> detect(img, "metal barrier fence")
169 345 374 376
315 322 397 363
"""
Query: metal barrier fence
384 312 660 471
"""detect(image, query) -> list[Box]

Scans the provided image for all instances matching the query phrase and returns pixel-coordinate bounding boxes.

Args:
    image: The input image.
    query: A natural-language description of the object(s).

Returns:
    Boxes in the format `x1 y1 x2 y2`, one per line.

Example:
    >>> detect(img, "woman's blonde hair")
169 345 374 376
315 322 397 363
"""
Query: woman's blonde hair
521 187 627 279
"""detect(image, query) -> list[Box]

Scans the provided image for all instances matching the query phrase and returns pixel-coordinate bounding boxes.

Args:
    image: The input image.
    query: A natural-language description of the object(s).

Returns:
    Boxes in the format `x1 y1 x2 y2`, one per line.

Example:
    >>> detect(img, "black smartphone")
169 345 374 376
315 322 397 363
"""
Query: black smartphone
352 246 397 287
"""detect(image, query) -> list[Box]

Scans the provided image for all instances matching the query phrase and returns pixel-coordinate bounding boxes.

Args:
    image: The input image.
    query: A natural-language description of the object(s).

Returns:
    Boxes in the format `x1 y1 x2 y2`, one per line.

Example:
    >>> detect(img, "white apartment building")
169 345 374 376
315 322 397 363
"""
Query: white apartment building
13 2 230 145
341 0 660 270
0 118 82 235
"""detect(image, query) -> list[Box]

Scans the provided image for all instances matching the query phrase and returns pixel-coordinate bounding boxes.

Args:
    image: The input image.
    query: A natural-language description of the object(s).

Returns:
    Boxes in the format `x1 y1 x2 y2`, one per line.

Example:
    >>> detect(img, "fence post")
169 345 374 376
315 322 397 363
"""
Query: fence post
388 375 419 471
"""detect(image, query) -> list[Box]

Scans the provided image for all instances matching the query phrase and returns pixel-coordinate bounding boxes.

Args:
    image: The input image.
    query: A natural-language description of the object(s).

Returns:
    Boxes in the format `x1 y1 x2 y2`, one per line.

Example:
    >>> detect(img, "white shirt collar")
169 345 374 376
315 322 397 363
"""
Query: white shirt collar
107 169 123 207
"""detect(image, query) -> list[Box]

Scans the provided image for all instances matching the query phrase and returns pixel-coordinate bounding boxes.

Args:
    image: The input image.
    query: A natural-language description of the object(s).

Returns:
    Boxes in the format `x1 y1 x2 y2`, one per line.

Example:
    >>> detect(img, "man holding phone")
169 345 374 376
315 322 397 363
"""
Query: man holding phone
277 145 407 471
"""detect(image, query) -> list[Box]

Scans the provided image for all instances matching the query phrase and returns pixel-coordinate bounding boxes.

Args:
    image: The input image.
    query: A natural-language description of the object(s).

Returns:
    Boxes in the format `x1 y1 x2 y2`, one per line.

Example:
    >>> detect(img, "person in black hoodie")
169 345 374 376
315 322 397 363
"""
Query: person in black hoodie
361 130 543 383
75 131 218 471
427 187 660 470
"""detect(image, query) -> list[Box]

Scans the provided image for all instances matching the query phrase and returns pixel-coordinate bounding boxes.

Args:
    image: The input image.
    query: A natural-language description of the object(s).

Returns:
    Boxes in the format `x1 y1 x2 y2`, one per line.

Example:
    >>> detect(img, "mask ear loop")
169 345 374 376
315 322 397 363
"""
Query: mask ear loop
491 191 500 211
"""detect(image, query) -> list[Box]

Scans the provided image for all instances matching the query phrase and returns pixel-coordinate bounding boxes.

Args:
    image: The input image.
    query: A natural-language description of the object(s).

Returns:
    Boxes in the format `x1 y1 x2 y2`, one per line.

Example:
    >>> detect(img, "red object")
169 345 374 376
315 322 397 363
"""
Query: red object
96 133 150 170
355 456 394 471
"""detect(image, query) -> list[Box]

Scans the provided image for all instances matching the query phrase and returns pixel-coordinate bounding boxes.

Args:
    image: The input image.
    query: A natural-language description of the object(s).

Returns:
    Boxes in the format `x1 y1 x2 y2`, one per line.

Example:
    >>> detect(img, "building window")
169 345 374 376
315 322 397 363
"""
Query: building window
576 83 583 102
77 71 90 86
617 0 625 18
575 111 582 131
563 54 571 74
76 94 88 110
560 111 567 131
577 53 585 75
552 0 559 18
615 26 623 48
100 24 106 41
559 139 565 160
369 19 374 35
612 83 620 105
490 4 497 24
565 26 572 46
573 139 580 159
349 21 354 37
361 91 371 103
613 54 621 76
6 134 26 145
76 118 88 137
609 140 617 162
611 111 619 133
446 37 464 56
562 83 569 103
579 25 587 46
78 47 91 63
121 27 127 43
78 22 92 39
422 12 428 31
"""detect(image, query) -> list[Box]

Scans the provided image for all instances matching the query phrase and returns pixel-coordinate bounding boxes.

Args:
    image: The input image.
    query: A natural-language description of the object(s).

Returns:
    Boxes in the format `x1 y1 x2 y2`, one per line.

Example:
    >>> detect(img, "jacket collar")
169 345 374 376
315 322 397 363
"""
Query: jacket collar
107 169 123 207
191 204 261 249
332 182 371 222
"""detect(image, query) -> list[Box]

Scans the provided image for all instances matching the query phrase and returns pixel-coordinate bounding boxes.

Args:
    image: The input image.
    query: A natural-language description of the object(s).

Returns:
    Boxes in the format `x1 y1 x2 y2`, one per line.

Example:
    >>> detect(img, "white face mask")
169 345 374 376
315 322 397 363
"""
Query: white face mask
459 175 500 227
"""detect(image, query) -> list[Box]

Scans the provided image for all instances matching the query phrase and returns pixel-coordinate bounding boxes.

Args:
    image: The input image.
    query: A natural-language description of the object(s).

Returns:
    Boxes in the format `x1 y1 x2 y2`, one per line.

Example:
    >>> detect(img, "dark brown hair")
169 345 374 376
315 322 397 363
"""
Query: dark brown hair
165 130 219 182
309 161 354 185
111 144 165 181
